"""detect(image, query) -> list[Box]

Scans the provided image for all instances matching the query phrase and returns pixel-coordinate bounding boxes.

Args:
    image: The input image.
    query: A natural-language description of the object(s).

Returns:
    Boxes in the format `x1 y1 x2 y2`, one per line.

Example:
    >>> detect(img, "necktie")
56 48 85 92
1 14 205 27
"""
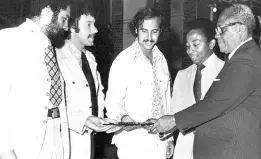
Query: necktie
81 52 98 159
193 63 205 102
44 42 62 107
81 52 98 116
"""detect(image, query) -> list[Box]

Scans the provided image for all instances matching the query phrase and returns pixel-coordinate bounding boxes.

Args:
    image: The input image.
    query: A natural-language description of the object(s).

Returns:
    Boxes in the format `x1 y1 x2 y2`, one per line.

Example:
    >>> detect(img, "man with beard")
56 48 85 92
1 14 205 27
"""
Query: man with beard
105 8 173 159
56 6 117 159
0 1 72 159
151 4 261 159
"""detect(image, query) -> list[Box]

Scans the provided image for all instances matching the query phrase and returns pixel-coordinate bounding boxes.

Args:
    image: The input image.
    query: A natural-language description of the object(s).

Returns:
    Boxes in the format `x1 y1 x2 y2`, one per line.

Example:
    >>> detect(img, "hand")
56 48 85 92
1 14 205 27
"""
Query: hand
121 115 140 132
166 141 174 159
142 118 157 131
149 115 176 134
103 118 122 133
85 116 113 132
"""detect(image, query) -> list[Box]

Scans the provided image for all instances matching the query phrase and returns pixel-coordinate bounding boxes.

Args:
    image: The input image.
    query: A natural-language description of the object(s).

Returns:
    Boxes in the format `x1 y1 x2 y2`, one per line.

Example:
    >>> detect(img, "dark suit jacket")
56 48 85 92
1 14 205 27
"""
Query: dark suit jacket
175 39 261 159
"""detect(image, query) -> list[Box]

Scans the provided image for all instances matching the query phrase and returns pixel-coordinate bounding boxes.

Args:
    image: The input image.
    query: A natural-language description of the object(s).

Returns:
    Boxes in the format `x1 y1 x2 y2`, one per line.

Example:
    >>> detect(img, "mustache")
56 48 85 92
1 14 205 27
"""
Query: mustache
143 39 155 43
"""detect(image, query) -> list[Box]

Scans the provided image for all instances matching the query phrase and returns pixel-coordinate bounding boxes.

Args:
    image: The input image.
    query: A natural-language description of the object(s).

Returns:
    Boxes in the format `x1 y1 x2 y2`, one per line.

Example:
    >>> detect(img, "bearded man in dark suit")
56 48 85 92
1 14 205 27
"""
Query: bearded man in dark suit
151 3 261 159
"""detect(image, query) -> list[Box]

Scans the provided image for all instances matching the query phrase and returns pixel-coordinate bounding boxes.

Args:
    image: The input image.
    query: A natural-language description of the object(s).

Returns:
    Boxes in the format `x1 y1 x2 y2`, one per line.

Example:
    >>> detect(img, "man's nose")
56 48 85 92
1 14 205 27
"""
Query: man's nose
63 23 69 31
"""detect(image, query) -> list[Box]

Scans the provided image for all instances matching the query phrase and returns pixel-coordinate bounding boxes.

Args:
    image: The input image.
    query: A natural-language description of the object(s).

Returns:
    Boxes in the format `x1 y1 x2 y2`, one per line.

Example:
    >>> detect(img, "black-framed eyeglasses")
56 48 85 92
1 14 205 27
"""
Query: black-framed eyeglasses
215 22 243 35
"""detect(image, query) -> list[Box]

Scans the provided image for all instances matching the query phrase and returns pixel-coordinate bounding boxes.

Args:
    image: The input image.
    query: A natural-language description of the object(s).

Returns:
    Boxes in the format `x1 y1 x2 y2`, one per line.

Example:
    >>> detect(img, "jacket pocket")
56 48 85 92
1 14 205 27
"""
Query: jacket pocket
199 125 233 141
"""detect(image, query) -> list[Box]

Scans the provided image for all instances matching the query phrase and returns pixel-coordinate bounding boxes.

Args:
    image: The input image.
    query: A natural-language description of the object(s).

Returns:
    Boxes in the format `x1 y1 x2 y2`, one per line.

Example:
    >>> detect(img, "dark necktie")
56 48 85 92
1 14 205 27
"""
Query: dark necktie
193 63 205 102
81 52 98 159
45 43 62 107
81 52 98 116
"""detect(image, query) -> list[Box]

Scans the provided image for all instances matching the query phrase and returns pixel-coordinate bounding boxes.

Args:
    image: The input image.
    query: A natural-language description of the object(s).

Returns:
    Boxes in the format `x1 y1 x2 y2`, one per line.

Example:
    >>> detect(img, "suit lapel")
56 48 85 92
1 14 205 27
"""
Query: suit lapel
84 50 98 93
58 42 88 85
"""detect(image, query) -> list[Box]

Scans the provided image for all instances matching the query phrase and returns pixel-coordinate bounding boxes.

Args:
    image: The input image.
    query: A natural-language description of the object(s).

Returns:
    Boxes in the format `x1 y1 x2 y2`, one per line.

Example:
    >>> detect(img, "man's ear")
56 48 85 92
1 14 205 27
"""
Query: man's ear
238 24 247 35
209 39 216 50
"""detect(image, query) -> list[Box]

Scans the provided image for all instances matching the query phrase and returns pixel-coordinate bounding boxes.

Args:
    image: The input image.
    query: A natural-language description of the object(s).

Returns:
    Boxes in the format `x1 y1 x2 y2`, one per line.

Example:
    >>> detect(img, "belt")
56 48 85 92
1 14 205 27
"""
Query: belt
47 107 60 119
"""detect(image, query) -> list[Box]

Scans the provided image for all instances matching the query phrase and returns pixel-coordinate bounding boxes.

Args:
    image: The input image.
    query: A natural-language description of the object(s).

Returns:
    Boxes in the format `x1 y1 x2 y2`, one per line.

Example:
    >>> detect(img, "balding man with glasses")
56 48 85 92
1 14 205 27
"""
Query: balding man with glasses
150 4 261 159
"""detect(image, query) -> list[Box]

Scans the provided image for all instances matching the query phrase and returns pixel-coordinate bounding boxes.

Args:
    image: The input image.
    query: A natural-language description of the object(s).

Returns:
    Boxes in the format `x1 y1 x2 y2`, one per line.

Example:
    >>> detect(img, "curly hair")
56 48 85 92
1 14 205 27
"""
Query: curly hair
28 0 71 19
128 8 164 37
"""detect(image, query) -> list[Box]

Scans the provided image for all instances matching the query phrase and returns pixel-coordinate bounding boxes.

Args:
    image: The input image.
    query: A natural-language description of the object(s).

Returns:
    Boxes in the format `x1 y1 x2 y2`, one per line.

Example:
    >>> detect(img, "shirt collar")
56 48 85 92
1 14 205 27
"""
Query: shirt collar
67 40 82 57
192 53 218 70
132 38 163 62
228 37 252 59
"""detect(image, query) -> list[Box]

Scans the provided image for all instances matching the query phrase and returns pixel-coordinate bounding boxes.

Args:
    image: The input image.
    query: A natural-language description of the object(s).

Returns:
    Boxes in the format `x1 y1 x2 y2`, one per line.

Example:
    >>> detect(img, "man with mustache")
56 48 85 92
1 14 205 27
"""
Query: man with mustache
0 1 71 159
105 8 173 159
56 5 117 159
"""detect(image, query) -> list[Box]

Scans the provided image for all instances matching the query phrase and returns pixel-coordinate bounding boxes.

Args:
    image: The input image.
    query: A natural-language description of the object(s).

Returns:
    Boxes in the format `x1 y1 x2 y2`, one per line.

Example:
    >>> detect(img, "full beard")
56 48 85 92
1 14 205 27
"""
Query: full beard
48 29 68 48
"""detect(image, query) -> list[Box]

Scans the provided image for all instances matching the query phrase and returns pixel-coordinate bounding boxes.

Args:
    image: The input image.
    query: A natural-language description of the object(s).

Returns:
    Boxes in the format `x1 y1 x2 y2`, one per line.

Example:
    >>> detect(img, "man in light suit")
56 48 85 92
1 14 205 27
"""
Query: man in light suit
170 18 224 159
56 5 117 159
151 4 261 159
0 1 71 159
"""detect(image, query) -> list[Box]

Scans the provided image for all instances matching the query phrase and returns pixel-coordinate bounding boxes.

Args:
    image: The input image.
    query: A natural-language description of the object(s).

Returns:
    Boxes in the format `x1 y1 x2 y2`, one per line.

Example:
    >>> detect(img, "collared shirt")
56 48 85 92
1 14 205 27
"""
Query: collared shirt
106 39 171 122
105 39 171 159
228 37 252 59
67 40 83 67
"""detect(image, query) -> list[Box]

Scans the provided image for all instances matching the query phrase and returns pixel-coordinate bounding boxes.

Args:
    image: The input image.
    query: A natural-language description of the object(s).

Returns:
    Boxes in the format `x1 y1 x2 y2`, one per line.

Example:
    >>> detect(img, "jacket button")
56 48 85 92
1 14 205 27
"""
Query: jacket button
86 84 88 87
47 79 50 82
46 92 50 96
43 120 47 123
72 81 75 84
44 106 48 110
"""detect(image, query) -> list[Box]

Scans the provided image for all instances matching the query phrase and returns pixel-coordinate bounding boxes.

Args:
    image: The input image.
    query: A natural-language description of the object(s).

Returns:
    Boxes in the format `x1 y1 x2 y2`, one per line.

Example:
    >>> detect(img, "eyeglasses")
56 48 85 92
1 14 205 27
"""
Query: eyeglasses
215 22 243 35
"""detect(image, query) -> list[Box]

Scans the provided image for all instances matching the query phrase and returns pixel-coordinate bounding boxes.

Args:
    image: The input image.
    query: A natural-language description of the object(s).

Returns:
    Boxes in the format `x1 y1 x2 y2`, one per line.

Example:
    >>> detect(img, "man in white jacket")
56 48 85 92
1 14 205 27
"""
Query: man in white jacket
170 18 224 159
0 1 71 159
56 4 117 159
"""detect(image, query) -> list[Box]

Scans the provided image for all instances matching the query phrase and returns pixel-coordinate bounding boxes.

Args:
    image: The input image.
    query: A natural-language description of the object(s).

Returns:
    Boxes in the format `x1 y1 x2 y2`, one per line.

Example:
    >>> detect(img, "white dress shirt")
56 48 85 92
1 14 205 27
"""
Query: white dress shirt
105 40 171 159
0 19 70 159
171 53 225 159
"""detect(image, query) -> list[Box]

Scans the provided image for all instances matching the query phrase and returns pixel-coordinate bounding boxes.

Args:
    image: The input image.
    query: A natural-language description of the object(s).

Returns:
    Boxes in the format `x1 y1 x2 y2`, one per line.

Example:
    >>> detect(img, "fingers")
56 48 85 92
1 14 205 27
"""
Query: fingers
106 126 122 133
148 122 158 134
103 118 117 124
166 142 174 158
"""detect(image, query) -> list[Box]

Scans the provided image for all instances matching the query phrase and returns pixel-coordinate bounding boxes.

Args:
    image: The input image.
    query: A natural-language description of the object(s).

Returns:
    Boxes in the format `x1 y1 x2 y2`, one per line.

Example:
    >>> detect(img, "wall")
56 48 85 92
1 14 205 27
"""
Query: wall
122 0 148 50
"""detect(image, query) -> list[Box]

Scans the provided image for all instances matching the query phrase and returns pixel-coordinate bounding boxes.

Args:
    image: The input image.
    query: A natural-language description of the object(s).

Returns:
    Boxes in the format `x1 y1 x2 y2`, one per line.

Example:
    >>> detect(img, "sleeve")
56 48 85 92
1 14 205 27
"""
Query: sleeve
175 59 261 134
0 30 16 154
65 91 90 134
105 55 129 121
97 71 105 118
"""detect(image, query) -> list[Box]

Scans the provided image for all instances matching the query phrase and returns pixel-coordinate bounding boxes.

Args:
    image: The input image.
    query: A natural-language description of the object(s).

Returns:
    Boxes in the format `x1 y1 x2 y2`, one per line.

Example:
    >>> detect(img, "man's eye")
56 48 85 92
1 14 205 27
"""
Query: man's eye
152 30 159 33
141 29 146 32
193 43 199 47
